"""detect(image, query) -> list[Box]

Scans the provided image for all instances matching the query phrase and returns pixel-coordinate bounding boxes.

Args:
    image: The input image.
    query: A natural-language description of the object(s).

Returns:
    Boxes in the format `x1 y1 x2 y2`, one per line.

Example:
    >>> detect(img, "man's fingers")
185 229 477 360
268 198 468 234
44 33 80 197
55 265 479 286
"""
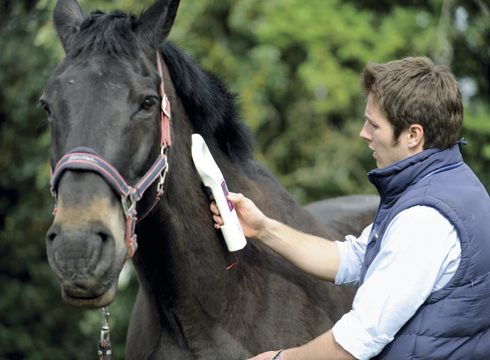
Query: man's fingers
210 192 248 231
210 201 220 215
213 214 223 225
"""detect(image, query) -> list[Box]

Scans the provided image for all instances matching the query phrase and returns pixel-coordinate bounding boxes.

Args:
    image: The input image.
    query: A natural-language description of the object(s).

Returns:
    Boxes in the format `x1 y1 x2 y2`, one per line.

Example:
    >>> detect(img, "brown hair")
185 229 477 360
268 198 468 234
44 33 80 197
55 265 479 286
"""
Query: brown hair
360 57 463 149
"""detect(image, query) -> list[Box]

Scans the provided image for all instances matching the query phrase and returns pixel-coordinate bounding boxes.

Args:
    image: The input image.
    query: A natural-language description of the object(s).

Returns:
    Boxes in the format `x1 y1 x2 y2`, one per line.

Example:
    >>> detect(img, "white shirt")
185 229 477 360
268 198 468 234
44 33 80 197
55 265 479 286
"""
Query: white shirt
332 206 461 360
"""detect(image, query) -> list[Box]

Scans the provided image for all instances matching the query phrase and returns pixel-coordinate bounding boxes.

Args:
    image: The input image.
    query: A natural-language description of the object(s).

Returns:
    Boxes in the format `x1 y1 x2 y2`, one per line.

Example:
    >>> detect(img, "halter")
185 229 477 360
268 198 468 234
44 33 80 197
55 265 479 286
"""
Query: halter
50 52 171 263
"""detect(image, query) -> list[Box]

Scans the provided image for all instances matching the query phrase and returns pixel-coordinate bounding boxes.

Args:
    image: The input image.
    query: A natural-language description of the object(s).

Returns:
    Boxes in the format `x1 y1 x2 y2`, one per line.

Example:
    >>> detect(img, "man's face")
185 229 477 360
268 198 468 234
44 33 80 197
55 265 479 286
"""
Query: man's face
360 95 411 169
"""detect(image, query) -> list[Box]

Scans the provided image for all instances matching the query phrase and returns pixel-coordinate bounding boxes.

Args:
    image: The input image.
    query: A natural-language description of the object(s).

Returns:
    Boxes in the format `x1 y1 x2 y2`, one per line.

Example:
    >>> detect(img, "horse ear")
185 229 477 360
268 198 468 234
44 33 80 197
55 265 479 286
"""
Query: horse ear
53 0 84 53
135 0 181 49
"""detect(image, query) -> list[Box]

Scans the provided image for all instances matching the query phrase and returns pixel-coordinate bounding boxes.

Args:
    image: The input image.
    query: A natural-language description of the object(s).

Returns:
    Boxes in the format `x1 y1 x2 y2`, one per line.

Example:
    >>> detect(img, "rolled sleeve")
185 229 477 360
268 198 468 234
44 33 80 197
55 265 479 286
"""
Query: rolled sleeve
334 224 372 287
332 311 392 360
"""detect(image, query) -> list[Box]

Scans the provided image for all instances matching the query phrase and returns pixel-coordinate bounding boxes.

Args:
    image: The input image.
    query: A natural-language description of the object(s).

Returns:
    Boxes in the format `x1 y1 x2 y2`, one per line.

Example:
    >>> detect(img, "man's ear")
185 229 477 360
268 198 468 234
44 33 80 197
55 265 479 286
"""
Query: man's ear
407 124 424 150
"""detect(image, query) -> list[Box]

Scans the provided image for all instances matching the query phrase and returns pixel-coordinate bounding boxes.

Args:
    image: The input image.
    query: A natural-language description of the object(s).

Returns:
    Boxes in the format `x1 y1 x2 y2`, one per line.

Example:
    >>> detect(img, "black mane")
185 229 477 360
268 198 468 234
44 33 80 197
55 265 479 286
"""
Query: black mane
68 10 141 59
161 42 254 162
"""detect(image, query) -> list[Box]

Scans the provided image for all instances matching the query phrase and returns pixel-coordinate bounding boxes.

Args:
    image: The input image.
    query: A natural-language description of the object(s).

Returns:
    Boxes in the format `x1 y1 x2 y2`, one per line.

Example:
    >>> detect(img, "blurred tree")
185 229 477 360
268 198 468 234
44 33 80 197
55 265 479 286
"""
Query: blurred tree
343 0 490 188
447 0 490 188
1 0 488 358
171 0 444 202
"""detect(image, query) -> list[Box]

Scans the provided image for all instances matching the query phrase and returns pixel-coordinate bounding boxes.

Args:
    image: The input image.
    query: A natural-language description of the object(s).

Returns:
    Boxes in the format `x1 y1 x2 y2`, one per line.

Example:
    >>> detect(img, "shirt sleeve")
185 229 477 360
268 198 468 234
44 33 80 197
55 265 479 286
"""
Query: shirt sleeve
332 206 461 360
334 224 372 287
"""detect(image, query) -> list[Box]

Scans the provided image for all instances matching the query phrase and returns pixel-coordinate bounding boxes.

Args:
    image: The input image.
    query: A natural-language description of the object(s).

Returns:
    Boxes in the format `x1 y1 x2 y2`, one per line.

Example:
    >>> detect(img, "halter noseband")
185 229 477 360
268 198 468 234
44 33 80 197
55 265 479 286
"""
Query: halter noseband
50 52 171 263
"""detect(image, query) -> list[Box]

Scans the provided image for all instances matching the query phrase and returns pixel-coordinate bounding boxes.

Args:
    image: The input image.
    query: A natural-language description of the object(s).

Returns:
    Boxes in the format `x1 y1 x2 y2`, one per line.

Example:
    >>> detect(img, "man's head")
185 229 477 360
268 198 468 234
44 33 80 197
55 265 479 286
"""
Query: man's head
360 56 463 150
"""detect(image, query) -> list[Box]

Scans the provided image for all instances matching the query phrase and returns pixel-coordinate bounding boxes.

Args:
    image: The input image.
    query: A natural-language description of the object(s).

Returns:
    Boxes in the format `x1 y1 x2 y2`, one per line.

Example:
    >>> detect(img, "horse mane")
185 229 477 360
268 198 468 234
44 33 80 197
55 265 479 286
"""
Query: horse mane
161 42 255 162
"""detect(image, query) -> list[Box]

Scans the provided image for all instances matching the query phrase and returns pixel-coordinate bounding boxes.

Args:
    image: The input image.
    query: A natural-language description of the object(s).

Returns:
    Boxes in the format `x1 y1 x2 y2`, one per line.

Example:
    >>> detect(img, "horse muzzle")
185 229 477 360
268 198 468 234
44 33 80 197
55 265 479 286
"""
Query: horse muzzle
47 222 118 308
46 171 127 308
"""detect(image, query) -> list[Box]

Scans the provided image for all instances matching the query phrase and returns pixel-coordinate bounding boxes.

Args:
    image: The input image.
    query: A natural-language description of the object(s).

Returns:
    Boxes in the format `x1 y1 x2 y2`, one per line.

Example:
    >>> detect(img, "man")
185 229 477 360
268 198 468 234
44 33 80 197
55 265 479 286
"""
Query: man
211 57 490 359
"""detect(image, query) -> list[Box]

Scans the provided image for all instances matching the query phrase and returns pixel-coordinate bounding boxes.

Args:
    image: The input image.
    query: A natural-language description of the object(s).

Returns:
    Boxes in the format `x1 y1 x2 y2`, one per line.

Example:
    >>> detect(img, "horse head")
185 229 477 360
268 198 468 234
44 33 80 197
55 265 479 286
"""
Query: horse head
42 0 180 309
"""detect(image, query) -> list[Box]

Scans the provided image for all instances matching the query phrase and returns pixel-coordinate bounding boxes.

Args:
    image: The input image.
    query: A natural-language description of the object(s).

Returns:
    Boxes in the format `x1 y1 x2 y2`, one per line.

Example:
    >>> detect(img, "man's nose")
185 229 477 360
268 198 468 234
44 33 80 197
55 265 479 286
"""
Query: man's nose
359 121 371 141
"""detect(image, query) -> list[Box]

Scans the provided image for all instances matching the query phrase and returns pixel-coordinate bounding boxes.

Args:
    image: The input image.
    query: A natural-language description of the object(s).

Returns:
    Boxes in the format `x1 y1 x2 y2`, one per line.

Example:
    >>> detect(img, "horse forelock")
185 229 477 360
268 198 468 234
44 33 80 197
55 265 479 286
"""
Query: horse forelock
68 10 140 59
161 42 255 162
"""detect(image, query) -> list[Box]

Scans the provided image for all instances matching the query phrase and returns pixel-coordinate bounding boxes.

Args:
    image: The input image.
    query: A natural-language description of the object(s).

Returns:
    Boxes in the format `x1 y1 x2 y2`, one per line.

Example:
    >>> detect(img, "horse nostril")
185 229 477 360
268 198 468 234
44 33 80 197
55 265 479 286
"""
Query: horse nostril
98 232 109 243
47 230 57 242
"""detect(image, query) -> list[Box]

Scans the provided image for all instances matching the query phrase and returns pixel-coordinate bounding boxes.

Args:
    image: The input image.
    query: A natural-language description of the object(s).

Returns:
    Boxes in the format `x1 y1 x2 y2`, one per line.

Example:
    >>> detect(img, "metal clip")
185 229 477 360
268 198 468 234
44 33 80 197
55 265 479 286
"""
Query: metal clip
100 307 110 343
121 187 136 219
161 94 171 118
157 165 169 193
98 307 112 356
157 146 169 193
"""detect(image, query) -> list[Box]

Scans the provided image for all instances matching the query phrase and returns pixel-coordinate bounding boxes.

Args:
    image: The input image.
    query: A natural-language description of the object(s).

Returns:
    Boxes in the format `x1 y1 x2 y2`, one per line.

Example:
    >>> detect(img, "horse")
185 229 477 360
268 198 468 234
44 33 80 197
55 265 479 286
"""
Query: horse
43 0 377 358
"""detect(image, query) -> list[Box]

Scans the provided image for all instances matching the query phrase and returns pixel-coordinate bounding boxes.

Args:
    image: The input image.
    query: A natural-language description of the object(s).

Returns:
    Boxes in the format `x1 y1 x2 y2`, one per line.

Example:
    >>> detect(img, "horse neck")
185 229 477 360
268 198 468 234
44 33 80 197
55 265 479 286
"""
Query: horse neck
132 104 240 307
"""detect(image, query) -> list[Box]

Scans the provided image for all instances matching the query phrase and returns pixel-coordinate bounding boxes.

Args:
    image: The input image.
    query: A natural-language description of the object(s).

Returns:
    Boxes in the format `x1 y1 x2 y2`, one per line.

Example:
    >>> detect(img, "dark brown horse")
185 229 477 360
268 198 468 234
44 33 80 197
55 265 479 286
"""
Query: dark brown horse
43 0 377 358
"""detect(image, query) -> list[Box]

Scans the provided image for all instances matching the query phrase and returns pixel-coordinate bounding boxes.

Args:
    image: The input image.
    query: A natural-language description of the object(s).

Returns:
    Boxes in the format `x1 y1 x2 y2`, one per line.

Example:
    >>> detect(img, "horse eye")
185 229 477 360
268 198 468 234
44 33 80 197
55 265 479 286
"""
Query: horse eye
141 98 157 112
40 101 51 115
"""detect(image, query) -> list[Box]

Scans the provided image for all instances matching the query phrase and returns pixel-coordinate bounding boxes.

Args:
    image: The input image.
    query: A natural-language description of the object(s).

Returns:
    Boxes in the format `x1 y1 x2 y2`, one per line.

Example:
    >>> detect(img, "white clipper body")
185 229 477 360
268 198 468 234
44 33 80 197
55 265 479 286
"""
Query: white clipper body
191 134 247 252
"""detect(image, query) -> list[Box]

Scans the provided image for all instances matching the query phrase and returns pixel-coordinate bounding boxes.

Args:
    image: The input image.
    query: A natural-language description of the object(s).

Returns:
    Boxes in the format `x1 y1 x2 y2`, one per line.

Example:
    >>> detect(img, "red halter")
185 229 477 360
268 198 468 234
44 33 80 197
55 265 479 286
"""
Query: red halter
50 52 171 263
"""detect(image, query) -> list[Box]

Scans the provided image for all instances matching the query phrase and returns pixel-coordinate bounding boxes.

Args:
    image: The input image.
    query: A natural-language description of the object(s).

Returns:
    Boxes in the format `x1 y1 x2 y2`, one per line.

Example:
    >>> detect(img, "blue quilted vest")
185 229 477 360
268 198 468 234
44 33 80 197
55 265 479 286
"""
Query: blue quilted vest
360 142 490 360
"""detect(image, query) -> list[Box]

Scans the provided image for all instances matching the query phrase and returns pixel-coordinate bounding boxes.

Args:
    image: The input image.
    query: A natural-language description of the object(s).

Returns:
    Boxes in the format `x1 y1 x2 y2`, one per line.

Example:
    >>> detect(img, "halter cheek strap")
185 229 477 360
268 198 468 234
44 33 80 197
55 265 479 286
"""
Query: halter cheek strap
50 52 171 263
157 52 172 149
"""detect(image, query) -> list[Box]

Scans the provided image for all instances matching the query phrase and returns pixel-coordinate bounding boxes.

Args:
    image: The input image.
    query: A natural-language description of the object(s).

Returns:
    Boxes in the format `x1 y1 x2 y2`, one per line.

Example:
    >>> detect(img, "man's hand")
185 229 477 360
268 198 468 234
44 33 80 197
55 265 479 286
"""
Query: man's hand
211 191 341 282
210 192 266 239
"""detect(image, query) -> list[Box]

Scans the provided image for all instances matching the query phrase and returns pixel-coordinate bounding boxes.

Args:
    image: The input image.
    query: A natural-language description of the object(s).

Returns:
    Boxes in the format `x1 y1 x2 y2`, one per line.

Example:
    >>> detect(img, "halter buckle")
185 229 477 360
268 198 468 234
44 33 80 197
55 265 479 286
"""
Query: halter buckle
121 188 136 220
162 94 171 118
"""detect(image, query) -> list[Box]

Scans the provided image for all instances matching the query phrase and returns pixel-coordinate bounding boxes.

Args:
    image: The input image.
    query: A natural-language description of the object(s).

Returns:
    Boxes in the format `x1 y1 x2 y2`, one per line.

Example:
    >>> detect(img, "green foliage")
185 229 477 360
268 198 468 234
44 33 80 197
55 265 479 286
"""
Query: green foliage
461 100 490 188
444 0 490 189
170 0 443 202
0 0 488 358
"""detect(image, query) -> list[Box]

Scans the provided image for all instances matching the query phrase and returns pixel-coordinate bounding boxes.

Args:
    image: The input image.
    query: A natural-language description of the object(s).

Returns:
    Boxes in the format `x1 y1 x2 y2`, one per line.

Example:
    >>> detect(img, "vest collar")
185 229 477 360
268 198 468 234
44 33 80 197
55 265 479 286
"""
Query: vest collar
368 143 464 206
